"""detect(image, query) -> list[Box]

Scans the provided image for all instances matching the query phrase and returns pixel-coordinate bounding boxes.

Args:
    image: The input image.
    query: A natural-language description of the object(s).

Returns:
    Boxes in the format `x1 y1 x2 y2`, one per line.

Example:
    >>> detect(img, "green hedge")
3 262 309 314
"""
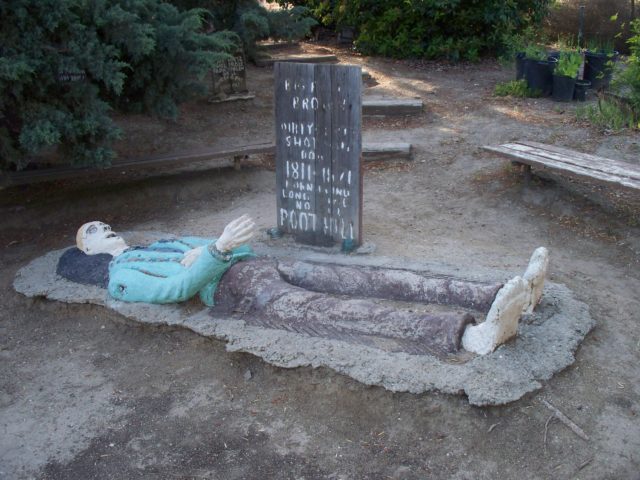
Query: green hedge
284 0 552 60
0 0 239 170
0 0 314 170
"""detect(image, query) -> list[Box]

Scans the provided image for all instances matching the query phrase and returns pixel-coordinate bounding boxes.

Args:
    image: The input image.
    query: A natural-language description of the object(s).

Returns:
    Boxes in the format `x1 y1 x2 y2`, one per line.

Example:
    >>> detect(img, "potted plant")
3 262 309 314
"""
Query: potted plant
584 40 619 90
523 45 558 96
574 79 591 101
515 51 526 80
502 27 535 80
552 51 582 101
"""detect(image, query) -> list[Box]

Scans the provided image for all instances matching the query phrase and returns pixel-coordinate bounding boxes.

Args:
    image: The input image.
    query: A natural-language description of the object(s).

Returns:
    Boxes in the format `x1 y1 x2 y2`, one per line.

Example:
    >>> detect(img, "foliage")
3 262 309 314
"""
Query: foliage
494 79 541 98
580 19 640 132
498 25 539 65
576 98 637 131
613 19 640 115
546 0 633 53
278 0 553 61
0 0 238 170
523 44 549 61
172 1 316 60
111 3 239 119
555 51 582 77
586 38 617 55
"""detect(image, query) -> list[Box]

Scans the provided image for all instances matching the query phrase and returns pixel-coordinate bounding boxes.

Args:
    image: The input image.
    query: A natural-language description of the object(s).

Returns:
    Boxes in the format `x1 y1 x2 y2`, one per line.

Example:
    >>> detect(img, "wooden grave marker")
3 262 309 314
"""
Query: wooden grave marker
275 63 362 250
275 62 362 247
210 53 248 100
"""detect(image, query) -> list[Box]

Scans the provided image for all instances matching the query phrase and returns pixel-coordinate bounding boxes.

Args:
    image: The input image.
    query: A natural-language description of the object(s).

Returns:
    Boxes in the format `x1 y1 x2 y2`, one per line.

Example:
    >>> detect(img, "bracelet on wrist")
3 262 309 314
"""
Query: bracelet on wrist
208 243 232 262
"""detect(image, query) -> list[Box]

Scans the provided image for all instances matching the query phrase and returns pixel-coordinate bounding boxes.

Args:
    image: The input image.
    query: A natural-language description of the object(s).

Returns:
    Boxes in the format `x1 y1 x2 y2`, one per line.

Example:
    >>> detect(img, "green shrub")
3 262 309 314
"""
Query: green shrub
279 0 552 61
580 19 640 132
0 0 238 170
613 19 640 118
555 51 582 77
523 44 549 61
577 99 637 132
173 1 316 61
494 79 541 98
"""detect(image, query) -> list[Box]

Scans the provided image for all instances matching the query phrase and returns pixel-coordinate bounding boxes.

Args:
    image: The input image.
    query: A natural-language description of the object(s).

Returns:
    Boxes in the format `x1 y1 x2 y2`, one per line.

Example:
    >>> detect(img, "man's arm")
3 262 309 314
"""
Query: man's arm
180 215 255 268
108 215 256 304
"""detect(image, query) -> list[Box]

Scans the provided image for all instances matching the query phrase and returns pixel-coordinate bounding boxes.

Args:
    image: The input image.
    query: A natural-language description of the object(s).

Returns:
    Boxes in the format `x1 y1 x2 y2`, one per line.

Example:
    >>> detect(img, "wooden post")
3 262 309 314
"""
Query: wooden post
275 63 362 247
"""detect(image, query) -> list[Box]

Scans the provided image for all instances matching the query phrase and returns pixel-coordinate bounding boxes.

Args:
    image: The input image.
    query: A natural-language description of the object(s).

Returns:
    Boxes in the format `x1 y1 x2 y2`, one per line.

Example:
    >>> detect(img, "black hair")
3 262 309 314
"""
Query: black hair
56 248 112 288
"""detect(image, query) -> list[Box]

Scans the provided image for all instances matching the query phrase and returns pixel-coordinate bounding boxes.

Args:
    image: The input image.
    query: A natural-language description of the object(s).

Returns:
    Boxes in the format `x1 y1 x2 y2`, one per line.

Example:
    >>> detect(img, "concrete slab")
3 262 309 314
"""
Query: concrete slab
13 232 594 406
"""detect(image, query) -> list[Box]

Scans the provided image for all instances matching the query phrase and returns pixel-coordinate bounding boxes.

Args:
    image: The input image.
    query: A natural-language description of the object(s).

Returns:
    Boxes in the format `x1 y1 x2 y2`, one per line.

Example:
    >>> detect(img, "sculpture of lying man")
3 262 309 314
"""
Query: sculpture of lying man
56 215 549 356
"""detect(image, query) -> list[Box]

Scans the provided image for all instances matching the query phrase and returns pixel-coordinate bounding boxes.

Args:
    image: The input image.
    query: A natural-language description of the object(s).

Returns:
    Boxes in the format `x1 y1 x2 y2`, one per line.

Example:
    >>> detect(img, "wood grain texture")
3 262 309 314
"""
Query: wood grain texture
1 141 408 187
483 143 640 191
505 142 640 180
362 98 423 116
0 143 276 187
275 62 362 246
256 54 338 67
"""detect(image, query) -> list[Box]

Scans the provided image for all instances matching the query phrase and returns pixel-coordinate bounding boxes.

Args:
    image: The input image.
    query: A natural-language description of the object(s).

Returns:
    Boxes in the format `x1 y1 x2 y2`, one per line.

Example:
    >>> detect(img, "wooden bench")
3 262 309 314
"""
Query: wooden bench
0 143 276 187
482 141 640 191
1 142 413 186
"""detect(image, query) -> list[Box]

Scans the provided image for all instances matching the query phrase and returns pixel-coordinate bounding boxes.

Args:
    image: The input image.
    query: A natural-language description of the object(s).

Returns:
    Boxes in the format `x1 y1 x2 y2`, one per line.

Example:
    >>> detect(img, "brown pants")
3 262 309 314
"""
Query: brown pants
213 259 503 356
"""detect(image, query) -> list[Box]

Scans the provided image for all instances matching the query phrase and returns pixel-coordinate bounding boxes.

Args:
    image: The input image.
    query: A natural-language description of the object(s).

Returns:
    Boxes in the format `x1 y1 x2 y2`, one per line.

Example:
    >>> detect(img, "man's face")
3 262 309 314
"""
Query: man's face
76 221 127 255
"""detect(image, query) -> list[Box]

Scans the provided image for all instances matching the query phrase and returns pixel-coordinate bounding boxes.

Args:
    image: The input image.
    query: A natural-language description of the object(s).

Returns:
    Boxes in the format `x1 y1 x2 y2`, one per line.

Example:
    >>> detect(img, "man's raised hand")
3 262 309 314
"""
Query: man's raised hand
215 214 256 252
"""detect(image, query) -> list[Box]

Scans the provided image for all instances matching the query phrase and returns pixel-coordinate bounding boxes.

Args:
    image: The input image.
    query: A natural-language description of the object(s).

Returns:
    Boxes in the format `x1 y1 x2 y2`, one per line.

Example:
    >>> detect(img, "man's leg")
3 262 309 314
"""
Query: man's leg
461 276 528 355
276 260 503 313
523 247 549 314
461 248 549 354
215 259 475 356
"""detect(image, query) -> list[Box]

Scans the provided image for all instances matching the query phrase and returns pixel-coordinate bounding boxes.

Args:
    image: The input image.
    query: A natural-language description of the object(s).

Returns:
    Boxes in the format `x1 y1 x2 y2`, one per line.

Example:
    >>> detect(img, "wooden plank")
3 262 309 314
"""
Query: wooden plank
515 142 640 178
483 145 640 190
362 98 423 116
0 143 276 187
256 54 338 67
275 62 317 242
501 142 640 180
331 63 363 246
256 41 300 51
313 63 334 246
274 62 362 247
1 141 410 187
362 143 412 160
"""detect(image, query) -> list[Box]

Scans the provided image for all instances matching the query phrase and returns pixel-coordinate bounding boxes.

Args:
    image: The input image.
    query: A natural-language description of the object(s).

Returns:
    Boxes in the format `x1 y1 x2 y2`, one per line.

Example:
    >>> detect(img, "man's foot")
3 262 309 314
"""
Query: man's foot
522 247 549 314
461 276 528 355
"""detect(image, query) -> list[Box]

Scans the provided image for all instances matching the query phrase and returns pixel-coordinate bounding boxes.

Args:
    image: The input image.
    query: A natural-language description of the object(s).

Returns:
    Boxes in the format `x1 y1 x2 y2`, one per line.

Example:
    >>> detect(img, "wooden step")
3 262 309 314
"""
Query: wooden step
363 143 412 161
256 54 339 67
363 98 423 116
256 41 300 51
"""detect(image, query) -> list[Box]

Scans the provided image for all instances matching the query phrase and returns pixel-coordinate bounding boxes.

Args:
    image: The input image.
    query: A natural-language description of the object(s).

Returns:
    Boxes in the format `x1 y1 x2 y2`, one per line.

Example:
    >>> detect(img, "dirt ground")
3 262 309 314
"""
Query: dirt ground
1 44 640 479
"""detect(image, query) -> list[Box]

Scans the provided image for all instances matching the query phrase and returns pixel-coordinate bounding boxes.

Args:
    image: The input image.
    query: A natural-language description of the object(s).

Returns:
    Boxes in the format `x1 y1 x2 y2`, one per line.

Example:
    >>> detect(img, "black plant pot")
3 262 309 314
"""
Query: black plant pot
524 57 557 96
584 51 618 90
574 80 591 101
552 75 576 102
515 52 526 80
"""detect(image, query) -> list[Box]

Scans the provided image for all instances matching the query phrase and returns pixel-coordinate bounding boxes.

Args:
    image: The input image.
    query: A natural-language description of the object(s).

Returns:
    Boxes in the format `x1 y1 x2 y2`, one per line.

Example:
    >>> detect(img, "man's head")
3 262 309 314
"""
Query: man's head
76 221 128 256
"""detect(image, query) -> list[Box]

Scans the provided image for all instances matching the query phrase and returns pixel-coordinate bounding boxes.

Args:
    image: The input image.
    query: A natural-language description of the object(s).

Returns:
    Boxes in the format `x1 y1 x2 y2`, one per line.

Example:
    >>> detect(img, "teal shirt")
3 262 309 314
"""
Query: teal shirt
107 236 254 306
